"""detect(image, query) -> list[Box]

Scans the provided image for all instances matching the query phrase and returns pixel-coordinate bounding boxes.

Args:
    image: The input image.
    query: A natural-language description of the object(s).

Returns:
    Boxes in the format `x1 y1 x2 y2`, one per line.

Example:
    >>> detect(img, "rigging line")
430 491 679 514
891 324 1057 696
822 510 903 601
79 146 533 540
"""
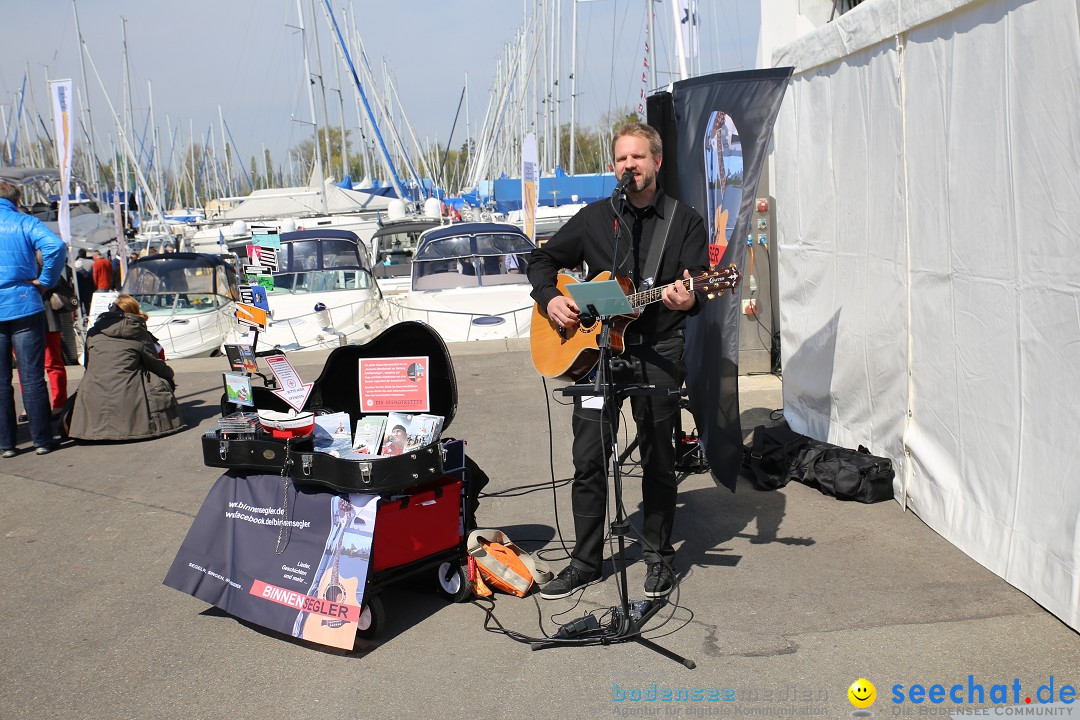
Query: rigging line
606 0 620 118
248 2 294 165
222 0 262 121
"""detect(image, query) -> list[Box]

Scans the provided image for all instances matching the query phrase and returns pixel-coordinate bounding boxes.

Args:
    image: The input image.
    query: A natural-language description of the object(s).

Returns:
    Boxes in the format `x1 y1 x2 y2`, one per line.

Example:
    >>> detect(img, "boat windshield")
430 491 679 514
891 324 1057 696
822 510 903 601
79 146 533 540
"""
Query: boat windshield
270 237 376 294
372 226 433 280
412 232 534 291
125 257 237 314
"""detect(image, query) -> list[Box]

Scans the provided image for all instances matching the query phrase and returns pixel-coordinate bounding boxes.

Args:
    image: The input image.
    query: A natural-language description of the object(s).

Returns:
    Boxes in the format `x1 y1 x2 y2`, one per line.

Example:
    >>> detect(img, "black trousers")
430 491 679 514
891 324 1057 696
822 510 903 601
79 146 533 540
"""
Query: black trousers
568 336 684 575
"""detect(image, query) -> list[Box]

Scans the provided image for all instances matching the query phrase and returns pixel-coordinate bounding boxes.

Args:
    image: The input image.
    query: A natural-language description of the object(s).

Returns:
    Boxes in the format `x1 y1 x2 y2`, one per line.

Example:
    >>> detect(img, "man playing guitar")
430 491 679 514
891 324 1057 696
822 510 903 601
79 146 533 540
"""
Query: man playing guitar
526 122 709 600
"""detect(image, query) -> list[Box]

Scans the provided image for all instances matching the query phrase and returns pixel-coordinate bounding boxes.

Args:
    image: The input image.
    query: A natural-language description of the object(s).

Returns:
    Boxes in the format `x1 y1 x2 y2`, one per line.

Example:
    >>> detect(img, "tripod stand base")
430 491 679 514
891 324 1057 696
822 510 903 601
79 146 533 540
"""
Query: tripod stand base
530 597 696 669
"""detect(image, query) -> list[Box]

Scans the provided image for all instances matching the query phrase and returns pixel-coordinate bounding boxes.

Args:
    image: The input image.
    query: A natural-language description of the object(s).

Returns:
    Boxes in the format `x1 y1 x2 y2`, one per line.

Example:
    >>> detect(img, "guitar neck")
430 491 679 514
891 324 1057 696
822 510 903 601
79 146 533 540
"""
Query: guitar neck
626 278 692 309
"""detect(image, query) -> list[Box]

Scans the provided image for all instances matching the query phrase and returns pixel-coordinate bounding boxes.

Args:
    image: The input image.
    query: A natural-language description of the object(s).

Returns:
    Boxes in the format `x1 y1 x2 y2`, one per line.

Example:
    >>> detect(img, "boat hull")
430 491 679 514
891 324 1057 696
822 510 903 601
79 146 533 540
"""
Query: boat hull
386 287 533 343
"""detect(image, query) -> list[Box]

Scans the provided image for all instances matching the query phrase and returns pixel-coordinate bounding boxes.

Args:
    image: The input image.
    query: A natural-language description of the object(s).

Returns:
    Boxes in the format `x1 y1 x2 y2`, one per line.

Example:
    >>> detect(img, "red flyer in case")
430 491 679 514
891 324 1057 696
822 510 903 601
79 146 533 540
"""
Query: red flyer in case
358 356 430 413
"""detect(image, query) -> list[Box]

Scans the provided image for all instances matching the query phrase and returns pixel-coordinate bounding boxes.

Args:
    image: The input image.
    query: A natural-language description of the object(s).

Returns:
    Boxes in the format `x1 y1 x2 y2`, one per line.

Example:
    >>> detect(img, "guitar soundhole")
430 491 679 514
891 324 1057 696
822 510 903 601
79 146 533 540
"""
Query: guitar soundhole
579 316 598 333
320 584 347 628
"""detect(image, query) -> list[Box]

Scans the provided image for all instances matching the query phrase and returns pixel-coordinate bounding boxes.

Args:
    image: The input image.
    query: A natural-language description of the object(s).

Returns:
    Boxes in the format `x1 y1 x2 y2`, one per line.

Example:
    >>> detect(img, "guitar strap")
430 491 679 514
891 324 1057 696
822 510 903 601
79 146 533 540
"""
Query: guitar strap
641 195 677 290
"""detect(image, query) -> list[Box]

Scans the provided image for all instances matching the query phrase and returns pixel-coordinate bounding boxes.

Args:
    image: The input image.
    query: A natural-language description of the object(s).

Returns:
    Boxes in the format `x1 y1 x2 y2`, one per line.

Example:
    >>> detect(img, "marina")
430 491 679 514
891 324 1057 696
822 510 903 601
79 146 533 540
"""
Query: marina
5 0 1078 717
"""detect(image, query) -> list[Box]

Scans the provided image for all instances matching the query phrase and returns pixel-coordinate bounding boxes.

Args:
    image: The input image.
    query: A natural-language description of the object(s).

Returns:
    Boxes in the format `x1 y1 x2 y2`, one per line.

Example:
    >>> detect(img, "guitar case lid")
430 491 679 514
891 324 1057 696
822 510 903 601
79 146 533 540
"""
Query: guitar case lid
305 320 457 429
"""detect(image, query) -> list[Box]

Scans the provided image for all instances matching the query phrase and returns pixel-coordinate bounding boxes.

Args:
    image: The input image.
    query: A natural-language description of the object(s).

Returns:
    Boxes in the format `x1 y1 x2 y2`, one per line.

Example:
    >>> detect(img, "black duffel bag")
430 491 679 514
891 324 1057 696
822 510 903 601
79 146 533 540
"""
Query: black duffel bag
741 421 813 491
791 441 895 503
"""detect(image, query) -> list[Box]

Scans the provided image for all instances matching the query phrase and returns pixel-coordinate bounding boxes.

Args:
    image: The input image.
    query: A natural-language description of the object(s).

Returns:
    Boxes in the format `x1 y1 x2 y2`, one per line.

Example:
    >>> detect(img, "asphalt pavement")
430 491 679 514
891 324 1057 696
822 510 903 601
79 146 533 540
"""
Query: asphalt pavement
1 340 1076 720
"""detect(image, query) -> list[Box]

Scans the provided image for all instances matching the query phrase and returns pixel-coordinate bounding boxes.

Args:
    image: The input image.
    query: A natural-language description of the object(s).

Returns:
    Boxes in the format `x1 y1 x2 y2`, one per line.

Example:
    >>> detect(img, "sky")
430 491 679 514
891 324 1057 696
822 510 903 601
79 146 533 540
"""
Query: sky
2 0 760 179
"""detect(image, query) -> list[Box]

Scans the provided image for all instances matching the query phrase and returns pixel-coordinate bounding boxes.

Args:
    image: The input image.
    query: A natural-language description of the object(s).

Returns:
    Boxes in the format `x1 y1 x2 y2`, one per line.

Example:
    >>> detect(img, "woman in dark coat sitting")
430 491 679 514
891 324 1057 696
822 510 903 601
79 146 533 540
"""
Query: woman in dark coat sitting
68 294 184 441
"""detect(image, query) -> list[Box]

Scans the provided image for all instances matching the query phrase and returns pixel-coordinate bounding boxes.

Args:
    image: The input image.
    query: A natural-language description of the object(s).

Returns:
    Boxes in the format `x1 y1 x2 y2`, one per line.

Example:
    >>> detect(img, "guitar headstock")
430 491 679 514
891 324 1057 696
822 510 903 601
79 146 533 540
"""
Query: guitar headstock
695 265 741 299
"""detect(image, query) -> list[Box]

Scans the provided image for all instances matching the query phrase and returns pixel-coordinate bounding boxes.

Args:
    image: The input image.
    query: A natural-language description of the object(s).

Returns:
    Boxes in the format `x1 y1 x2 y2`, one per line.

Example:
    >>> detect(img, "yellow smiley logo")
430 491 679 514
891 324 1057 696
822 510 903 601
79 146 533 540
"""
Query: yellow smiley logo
848 678 876 709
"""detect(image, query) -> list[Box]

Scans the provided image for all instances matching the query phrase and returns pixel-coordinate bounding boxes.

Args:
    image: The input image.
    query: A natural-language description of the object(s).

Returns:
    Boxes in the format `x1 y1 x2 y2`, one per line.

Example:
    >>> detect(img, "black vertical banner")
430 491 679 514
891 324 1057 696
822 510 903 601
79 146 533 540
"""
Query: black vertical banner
648 68 792 491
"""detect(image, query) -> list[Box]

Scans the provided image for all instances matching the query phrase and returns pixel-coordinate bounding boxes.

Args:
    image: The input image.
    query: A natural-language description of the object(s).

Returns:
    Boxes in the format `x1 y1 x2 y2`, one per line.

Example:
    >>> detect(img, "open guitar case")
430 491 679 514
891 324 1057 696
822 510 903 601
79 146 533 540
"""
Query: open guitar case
200 321 483 639
205 321 460 492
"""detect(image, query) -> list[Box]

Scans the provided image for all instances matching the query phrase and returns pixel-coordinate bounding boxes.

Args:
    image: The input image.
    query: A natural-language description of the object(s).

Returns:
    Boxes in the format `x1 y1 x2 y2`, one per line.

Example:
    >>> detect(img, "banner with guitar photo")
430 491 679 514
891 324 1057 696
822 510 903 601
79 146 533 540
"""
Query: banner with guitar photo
164 473 377 650
647 68 792 491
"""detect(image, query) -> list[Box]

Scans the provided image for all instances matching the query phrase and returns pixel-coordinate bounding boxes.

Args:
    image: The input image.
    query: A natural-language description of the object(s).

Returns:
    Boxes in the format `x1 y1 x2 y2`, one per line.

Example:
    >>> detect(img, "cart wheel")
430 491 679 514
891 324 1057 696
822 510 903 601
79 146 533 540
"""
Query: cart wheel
356 594 384 640
435 561 472 602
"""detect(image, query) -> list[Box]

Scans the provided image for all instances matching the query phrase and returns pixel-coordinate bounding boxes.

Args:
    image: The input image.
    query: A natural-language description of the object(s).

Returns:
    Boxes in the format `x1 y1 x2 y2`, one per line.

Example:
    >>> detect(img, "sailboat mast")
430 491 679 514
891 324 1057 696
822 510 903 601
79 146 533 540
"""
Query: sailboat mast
647 0 657 89
569 0 577 175
333 38 349 182
554 0 561 173
296 0 328 212
149 81 163 207
322 0 407 199
310 0 334 179
218 105 231 197
72 0 100 193
188 119 198 207
121 18 133 203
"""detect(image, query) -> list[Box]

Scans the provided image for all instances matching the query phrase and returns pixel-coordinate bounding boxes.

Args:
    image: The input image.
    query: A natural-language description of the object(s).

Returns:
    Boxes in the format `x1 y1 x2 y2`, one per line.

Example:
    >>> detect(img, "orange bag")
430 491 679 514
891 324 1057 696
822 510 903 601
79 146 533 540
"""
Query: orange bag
466 529 553 597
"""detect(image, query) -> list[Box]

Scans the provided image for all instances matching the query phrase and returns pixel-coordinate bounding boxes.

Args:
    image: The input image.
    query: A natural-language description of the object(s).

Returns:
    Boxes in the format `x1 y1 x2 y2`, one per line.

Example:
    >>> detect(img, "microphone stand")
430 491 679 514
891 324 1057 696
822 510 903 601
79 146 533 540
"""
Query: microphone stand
531 182 695 669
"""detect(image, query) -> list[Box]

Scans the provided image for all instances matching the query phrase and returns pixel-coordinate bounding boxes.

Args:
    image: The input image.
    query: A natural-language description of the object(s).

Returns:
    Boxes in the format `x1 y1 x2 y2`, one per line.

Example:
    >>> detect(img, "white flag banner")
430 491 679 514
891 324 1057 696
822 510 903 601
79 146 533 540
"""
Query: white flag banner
49 79 74 244
521 133 538 244
678 0 700 60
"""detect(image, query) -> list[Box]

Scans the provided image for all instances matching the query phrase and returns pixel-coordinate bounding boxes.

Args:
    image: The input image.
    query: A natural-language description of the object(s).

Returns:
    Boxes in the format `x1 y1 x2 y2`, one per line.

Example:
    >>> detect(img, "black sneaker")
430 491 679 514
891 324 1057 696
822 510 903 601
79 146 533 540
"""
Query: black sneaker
644 563 675 598
539 565 601 600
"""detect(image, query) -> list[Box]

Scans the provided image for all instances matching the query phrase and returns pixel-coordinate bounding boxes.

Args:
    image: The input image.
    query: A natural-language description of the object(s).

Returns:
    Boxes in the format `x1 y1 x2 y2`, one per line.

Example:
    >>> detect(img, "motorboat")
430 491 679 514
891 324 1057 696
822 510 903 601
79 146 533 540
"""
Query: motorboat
385 222 537 342
123 252 239 358
227 228 389 352
369 217 443 296
0 167 114 249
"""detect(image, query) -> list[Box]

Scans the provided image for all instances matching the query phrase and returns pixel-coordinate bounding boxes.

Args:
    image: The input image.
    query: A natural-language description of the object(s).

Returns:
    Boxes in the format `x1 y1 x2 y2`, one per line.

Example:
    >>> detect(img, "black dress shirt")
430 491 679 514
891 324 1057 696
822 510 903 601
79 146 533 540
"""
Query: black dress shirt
527 188 709 338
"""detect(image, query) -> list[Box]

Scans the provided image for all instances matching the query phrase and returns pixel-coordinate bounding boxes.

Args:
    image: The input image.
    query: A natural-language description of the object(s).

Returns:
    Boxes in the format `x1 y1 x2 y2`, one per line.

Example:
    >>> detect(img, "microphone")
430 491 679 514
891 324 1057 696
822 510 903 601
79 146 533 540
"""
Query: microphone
612 170 635 197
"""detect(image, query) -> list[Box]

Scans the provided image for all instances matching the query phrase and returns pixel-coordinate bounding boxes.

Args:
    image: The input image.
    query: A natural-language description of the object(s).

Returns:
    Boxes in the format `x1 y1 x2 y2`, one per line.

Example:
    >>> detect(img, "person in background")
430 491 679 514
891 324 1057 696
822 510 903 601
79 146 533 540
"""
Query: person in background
67 294 183 441
125 192 139 237
91 249 113 291
0 180 66 457
73 248 92 274
34 252 71 416
73 249 94 316
110 251 121 290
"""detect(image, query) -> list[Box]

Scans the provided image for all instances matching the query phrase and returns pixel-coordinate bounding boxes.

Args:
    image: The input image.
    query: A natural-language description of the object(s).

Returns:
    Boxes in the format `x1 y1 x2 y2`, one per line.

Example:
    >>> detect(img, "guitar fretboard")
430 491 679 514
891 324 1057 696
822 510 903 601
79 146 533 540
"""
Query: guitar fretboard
627 278 693 309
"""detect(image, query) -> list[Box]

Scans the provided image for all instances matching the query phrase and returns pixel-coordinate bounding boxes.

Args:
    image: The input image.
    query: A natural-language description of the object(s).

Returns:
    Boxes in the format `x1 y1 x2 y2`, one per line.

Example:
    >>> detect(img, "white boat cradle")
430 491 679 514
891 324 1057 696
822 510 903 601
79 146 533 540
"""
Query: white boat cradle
188 173 393 255
385 222 537 342
505 202 587 241
228 228 389 352
123 252 239 359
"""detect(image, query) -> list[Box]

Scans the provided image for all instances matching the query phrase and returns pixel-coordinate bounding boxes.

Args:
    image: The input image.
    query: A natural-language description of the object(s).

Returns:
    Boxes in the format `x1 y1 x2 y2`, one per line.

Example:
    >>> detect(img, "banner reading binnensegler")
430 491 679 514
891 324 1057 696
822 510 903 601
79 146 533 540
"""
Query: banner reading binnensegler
164 472 377 650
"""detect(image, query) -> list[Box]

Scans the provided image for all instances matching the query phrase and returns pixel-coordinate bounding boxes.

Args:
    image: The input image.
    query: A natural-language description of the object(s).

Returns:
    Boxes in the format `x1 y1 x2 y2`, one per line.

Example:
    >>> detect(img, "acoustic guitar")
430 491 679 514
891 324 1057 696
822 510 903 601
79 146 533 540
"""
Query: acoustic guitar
530 267 741 381
301 499 360 646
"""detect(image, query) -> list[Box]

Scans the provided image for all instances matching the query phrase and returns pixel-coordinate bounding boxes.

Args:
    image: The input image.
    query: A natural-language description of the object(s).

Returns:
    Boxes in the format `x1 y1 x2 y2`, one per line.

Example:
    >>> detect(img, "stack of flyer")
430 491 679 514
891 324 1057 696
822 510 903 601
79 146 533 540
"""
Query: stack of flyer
214 412 261 438
344 412 445 458
312 412 354 456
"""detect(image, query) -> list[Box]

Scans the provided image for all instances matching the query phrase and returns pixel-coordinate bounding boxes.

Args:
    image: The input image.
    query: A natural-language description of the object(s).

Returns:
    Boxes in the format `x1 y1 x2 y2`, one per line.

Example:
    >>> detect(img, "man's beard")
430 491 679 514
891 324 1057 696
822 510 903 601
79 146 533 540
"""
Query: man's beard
633 171 655 194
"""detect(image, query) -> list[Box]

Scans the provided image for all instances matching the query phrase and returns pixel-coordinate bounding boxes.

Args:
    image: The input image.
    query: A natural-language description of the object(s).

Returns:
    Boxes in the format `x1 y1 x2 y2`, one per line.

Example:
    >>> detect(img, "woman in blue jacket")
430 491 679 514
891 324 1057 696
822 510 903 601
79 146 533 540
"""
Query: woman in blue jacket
0 180 67 457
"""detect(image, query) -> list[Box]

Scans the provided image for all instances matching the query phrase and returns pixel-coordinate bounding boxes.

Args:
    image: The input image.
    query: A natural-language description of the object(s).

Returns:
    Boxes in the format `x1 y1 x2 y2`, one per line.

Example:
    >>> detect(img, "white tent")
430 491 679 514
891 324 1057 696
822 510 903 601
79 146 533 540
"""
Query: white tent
772 0 1080 630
